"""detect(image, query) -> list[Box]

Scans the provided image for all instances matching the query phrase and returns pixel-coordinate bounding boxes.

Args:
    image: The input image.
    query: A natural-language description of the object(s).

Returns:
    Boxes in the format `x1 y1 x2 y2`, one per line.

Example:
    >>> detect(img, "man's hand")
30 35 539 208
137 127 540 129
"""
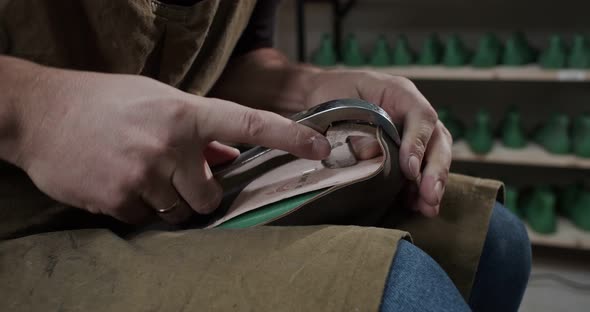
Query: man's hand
304 70 452 217
194 48 452 218
2 57 330 224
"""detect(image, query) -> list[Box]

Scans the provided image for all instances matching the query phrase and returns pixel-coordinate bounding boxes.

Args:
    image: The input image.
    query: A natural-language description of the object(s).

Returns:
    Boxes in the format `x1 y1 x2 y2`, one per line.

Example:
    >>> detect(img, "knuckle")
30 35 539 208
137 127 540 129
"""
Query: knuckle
413 141 427 158
421 106 439 124
150 138 171 158
413 124 432 155
289 121 307 146
447 132 454 146
165 99 190 123
442 170 450 182
241 110 266 138
124 163 152 190
403 140 426 160
406 109 439 158
362 71 392 83
391 75 416 89
438 121 454 145
158 100 193 144
439 164 450 181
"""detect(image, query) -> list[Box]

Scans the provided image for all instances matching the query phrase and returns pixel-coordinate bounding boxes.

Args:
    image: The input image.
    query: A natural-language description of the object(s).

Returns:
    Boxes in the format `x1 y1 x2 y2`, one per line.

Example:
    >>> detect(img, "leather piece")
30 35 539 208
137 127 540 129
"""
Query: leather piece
270 128 405 227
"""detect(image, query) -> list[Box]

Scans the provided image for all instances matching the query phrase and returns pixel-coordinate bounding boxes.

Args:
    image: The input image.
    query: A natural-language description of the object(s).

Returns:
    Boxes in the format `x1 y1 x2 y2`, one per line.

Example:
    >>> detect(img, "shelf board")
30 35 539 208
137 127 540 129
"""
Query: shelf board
452 140 590 169
328 65 590 82
527 217 590 250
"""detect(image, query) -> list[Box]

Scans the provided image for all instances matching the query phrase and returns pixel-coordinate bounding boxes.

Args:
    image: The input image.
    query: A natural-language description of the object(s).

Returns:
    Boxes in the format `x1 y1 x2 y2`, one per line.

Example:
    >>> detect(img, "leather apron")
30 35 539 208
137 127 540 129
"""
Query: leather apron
0 1 503 311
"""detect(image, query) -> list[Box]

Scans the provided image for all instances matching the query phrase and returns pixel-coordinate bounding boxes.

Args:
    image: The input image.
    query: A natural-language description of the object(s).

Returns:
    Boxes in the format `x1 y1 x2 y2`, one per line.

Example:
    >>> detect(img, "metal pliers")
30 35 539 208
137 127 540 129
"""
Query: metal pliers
213 99 401 178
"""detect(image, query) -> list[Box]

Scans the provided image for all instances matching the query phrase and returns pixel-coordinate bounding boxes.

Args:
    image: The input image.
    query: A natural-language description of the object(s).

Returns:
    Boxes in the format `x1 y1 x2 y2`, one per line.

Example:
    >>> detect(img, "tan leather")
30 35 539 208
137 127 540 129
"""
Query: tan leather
0 224 407 312
268 127 405 227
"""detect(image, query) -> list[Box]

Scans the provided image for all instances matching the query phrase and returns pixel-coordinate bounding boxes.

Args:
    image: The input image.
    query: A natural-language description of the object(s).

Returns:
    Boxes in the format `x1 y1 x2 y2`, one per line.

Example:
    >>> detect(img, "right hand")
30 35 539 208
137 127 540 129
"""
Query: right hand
15 68 331 224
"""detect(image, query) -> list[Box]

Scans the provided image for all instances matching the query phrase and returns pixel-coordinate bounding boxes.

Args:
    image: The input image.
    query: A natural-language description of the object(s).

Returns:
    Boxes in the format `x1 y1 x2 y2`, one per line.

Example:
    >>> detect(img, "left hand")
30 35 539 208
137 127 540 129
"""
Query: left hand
304 69 452 217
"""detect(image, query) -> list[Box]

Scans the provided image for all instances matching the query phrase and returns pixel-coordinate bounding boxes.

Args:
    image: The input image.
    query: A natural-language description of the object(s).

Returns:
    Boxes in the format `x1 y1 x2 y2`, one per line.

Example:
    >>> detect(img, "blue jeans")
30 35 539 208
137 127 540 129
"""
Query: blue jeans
380 202 532 312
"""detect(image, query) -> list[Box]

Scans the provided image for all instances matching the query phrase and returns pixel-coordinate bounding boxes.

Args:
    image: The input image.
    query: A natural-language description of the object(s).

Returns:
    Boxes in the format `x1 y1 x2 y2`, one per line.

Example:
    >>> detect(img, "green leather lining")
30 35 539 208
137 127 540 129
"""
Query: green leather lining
217 189 327 229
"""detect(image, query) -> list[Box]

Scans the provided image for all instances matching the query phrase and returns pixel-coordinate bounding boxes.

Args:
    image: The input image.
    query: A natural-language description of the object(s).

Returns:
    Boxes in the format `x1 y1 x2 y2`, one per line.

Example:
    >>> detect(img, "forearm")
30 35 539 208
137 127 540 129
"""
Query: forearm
0 55 42 166
209 48 323 115
0 55 61 166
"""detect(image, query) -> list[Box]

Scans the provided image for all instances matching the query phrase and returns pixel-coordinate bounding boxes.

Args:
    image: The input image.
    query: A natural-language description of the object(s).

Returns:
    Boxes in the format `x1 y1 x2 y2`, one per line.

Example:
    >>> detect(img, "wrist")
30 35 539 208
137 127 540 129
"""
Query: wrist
210 48 325 115
281 63 324 112
0 56 51 168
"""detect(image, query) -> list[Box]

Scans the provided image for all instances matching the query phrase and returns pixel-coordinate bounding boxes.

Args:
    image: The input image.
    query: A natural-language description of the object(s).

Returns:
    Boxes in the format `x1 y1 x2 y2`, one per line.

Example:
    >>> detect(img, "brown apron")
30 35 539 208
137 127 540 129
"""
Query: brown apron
0 1 503 311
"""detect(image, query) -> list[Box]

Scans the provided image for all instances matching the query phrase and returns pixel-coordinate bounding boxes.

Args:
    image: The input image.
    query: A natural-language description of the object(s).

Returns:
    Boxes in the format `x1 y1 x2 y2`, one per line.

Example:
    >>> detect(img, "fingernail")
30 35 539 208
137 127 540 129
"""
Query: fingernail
432 204 440 216
230 147 241 155
350 138 369 158
408 156 420 179
434 181 444 203
310 135 331 158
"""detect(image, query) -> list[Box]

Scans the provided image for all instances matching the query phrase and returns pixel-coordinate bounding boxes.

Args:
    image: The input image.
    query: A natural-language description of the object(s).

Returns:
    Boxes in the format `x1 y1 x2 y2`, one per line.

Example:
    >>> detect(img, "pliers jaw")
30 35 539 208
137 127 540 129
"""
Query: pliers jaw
293 99 401 146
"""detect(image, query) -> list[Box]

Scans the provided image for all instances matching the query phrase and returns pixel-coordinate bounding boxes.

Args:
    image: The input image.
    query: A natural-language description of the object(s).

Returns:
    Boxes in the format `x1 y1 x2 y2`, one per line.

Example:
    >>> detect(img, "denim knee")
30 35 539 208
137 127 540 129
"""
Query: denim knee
469 201 532 312
380 240 470 312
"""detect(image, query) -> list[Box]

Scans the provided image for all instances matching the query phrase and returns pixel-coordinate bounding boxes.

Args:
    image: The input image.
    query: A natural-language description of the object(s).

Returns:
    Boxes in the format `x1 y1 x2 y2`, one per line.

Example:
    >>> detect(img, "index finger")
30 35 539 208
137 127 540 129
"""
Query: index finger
196 98 331 160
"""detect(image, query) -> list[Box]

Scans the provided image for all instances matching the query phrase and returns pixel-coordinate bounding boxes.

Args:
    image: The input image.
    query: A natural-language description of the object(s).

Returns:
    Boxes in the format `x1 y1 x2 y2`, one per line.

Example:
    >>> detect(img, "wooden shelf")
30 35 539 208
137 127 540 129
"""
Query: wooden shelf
329 65 590 82
452 140 590 169
527 217 590 250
